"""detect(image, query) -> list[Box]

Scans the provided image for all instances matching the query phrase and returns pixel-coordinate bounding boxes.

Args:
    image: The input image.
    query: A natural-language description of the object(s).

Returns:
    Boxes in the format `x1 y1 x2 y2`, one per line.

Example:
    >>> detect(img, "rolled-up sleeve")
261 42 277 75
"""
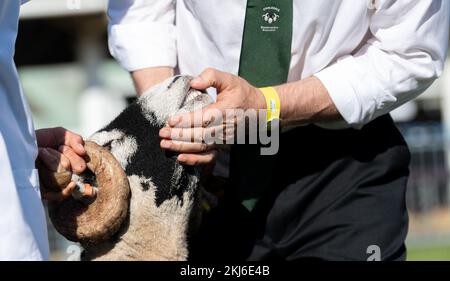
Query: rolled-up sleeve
108 0 176 71
315 0 450 128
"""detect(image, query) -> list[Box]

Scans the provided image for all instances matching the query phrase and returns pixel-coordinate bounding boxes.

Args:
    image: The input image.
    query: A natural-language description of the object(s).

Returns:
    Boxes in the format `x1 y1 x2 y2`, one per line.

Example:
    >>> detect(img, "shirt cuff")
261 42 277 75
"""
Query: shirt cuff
314 55 396 129
108 22 177 72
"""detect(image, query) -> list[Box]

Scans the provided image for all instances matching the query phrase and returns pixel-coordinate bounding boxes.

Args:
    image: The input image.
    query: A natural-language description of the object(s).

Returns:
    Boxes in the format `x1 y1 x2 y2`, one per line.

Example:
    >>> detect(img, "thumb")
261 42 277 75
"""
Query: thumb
190 68 233 92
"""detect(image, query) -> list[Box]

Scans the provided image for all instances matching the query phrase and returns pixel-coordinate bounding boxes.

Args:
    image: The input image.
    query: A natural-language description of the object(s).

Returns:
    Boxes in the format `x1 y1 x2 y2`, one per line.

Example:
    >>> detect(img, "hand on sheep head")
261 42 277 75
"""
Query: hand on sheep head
35 127 86 201
159 68 266 166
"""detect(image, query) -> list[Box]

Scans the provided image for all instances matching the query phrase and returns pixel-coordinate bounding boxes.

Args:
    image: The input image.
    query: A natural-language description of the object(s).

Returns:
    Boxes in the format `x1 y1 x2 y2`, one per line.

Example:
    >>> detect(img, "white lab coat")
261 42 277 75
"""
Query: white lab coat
0 0 49 260
108 0 450 128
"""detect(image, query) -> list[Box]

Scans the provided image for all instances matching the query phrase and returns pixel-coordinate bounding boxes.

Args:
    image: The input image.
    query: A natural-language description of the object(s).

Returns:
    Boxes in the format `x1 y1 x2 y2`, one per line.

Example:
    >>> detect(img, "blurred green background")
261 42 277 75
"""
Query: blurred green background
408 246 450 261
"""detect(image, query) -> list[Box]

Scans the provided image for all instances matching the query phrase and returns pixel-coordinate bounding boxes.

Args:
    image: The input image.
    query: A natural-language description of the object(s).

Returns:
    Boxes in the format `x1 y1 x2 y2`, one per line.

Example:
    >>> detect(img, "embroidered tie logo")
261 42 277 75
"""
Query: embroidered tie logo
261 6 280 32
262 12 279 24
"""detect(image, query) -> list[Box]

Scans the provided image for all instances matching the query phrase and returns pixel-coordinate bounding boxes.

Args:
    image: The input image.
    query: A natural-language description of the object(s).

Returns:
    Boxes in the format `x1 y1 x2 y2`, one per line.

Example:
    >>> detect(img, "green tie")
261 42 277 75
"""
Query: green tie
232 0 293 211
239 0 293 86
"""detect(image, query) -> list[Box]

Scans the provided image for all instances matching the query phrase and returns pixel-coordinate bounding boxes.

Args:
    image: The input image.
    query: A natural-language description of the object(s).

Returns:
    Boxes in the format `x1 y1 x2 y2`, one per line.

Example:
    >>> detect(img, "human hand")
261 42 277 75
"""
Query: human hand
35 127 86 201
159 68 266 166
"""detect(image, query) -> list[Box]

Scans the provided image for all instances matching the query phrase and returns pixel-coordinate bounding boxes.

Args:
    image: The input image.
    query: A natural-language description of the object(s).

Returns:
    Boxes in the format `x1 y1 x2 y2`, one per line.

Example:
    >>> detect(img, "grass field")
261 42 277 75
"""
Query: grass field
407 246 450 261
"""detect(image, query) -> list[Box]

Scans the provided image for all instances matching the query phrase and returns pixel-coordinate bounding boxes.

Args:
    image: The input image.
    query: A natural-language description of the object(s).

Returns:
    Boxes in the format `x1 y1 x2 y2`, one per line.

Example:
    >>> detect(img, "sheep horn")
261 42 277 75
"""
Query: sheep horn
48 141 130 245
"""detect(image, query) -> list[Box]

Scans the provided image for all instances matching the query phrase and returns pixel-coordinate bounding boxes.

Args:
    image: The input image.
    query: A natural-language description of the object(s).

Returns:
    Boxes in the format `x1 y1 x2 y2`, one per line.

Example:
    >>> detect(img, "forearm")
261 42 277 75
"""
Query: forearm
274 76 342 126
131 67 174 95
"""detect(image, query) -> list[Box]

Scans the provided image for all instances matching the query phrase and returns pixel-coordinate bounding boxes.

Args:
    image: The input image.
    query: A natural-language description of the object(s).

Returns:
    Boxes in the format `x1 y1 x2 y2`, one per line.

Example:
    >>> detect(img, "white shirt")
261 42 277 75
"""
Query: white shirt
108 0 449 129
0 0 49 260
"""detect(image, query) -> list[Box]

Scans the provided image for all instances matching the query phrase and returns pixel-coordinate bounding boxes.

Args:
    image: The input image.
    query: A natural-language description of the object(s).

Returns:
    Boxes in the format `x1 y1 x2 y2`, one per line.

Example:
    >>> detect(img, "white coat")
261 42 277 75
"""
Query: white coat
0 0 49 261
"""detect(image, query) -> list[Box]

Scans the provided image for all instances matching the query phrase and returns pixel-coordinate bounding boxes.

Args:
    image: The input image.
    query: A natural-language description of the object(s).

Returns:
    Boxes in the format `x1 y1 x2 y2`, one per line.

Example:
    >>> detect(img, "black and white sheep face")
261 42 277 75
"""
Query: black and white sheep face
89 75 212 206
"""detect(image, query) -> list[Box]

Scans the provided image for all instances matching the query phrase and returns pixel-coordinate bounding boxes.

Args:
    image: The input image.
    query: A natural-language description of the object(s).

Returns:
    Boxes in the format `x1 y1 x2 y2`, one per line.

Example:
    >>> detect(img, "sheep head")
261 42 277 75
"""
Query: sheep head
42 76 213 248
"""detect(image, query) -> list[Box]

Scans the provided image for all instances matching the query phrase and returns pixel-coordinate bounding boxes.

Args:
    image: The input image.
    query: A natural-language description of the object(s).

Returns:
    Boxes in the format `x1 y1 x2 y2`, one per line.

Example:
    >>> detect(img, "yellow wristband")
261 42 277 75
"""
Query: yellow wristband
259 87 281 122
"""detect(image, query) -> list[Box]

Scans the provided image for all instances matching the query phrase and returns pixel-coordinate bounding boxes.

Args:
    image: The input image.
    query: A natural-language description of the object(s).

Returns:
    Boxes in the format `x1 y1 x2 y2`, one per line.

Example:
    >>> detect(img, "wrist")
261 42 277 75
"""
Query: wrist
132 67 174 95
258 87 281 123
254 87 268 110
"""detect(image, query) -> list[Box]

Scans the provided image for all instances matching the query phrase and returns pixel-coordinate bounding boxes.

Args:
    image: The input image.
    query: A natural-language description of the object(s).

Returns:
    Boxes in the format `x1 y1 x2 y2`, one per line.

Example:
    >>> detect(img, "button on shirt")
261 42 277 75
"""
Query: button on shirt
108 0 449 129
0 0 49 260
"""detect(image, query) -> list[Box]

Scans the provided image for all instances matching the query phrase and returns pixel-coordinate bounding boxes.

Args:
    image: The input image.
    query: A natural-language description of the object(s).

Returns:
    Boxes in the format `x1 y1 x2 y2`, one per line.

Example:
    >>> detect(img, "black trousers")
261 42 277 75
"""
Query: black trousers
189 115 410 261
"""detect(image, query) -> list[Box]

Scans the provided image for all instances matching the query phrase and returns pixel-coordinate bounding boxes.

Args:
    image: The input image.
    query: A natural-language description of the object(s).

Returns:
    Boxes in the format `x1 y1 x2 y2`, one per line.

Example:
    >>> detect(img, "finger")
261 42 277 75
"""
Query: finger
42 148 71 172
38 148 71 172
168 103 224 128
190 68 233 91
160 139 215 153
65 130 86 156
59 145 86 174
177 150 218 166
60 181 77 199
36 127 85 156
41 181 76 202
161 125 225 144
36 127 86 157
160 126 204 143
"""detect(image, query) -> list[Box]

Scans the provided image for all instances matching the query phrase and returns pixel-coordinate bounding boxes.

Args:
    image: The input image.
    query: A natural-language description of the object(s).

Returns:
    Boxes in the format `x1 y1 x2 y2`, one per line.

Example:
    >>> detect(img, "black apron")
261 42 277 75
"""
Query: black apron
190 115 410 261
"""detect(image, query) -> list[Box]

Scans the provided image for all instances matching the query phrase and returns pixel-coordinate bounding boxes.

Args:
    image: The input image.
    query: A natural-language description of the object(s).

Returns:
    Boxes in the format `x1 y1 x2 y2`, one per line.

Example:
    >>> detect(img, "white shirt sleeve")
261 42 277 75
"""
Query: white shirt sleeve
315 0 450 128
107 0 177 72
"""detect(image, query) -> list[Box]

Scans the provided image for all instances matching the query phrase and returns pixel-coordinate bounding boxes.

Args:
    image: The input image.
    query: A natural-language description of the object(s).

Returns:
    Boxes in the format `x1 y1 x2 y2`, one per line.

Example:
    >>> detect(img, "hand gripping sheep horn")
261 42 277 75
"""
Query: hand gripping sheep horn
44 141 130 244
41 76 214 260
